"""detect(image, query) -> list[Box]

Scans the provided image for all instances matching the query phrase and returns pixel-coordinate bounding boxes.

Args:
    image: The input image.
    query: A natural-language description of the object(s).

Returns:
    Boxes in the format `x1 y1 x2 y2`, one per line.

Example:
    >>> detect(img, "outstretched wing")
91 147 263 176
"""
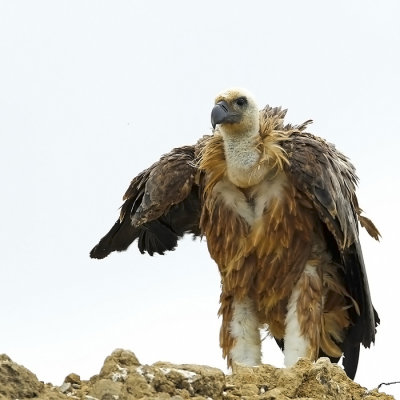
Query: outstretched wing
282 131 380 379
90 144 202 259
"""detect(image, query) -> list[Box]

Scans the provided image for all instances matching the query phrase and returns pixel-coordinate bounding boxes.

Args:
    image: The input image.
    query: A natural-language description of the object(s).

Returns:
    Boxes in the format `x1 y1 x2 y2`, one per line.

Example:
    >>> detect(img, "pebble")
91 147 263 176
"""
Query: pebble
59 382 71 393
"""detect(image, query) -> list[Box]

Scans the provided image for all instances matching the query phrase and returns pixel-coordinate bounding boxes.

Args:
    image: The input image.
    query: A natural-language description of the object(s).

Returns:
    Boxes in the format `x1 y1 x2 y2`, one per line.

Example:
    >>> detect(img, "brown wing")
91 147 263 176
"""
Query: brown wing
282 132 380 379
90 144 202 259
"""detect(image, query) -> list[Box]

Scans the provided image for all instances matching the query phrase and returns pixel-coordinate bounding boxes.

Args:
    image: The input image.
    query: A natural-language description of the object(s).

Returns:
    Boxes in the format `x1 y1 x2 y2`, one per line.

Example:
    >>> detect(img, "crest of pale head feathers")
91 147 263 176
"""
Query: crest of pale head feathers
259 104 313 134
256 105 313 172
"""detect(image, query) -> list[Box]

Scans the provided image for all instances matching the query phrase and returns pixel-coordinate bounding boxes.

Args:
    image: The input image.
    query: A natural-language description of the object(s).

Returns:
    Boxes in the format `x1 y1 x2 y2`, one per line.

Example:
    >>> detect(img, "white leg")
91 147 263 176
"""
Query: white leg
229 297 262 366
283 264 321 366
283 286 310 366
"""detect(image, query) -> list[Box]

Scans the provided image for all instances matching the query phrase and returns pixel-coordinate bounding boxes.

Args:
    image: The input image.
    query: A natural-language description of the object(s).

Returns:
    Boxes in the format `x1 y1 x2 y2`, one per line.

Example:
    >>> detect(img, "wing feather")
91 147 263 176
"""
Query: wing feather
283 133 361 249
90 144 202 259
281 132 379 377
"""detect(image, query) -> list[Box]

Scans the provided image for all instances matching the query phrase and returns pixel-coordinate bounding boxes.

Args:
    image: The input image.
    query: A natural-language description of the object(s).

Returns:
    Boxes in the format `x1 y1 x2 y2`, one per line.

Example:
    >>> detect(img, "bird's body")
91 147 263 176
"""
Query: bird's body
90 88 379 379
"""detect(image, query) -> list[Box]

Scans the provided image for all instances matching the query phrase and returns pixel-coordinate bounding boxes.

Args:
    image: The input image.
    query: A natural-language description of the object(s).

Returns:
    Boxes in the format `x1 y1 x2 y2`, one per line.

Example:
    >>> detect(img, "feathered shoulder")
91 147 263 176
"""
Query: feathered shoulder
262 105 380 248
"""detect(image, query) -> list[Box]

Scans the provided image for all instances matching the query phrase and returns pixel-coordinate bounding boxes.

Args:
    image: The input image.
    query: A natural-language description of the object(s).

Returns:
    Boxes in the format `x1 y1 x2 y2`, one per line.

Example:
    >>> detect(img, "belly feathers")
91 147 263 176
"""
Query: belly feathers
200 176 316 303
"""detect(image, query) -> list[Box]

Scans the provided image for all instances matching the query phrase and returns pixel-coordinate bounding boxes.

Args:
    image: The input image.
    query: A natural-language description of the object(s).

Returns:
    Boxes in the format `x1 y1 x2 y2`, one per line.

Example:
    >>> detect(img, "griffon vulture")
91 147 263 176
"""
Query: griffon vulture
90 88 380 380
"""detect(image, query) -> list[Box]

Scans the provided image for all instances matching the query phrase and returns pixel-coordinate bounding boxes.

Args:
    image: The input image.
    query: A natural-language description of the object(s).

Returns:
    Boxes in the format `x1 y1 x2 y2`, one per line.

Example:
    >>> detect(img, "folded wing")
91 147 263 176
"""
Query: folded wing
282 131 380 379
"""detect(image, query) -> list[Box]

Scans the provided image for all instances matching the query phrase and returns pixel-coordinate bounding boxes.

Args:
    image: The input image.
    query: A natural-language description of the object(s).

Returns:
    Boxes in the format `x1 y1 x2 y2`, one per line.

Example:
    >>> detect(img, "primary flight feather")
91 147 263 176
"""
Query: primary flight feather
90 88 379 380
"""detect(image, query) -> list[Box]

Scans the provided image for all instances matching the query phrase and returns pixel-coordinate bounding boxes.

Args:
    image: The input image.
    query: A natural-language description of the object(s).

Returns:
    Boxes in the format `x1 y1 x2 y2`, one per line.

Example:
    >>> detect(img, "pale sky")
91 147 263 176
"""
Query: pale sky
1 1 399 397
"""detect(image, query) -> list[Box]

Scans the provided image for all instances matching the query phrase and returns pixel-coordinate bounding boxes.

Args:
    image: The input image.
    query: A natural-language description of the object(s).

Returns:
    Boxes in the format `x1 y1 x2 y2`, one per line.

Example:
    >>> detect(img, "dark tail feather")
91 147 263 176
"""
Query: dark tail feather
341 341 360 380
90 218 139 259
341 307 379 380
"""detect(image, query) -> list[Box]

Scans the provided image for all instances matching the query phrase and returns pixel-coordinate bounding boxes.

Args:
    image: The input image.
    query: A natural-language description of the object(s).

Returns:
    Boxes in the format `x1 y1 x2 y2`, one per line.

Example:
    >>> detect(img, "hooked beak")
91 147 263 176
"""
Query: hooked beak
211 100 241 129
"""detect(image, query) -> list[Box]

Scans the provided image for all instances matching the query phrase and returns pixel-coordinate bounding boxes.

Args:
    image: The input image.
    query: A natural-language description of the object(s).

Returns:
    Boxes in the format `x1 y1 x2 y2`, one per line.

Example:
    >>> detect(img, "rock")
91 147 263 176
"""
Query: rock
262 387 289 400
87 378 123 399
224 358 395 400
99 348 140 379
65 372 81 385
123 372 155 398
0 350 396 400
152 362 225 399
58 382 72 393
0 353 44 399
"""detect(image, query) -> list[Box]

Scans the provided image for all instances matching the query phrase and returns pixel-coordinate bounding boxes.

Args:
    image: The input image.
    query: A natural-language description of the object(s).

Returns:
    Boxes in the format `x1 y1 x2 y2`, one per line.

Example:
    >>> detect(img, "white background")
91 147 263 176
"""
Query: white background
1 1 399 397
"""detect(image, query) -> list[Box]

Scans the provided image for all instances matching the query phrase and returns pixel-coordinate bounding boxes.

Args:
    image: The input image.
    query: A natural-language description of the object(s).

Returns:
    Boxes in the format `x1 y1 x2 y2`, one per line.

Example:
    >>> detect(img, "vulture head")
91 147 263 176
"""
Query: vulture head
211 88 260 137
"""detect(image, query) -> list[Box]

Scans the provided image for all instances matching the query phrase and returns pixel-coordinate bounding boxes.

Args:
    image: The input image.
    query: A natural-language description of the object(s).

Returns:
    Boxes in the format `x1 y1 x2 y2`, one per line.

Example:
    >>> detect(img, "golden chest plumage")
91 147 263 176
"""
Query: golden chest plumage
200 170 316 306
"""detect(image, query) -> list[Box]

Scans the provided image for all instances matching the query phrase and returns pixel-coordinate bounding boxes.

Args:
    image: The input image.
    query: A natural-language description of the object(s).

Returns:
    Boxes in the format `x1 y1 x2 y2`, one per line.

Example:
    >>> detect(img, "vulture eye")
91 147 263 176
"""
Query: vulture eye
235 97 247 107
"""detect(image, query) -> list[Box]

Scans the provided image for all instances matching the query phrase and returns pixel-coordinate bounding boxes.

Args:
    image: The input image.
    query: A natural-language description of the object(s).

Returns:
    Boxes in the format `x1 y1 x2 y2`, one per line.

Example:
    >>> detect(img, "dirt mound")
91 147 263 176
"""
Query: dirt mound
0 349 394 399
